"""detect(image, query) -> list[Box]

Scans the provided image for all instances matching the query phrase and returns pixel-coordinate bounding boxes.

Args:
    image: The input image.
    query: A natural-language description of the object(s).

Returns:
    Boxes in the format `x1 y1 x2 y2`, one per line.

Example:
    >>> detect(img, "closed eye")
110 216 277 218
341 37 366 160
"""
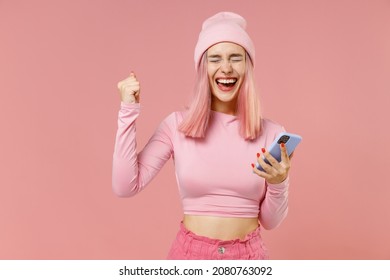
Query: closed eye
230 54 244 62
207 56 222 63
231 57 243 62
207 54 244 63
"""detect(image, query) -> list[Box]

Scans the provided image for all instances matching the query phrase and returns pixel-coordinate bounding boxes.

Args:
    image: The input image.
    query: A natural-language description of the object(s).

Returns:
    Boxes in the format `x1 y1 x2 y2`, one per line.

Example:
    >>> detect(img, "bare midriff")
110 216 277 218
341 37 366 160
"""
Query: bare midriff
183 214 259 241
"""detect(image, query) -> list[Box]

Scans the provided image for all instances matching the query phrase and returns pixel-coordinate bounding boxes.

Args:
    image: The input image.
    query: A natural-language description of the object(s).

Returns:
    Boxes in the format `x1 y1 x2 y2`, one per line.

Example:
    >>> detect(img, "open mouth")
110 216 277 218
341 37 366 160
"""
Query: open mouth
216 78 238 92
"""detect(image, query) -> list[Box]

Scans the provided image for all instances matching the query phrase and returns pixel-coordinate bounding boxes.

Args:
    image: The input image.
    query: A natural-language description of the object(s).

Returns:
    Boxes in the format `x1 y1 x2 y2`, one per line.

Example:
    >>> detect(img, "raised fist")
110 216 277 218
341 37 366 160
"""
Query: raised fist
117 72 140 104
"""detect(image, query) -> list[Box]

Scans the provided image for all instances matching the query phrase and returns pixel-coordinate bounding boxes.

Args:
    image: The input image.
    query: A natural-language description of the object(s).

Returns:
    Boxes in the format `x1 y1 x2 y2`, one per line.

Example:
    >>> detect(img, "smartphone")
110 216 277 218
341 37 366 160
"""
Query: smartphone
256 132 302 171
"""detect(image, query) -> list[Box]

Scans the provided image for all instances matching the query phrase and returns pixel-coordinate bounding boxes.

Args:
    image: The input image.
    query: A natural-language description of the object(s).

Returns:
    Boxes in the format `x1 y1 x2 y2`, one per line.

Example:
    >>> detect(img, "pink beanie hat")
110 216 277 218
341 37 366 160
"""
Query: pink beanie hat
194 12 255 70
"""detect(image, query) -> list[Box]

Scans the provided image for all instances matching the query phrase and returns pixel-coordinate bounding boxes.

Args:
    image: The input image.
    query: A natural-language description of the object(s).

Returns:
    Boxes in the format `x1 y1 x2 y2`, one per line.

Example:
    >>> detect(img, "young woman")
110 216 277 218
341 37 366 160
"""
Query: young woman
112 12 294 260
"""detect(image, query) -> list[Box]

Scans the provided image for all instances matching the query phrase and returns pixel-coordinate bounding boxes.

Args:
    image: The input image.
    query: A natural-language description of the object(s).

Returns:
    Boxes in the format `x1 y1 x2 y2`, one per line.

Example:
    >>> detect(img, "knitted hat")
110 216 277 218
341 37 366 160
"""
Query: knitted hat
194 12 255 70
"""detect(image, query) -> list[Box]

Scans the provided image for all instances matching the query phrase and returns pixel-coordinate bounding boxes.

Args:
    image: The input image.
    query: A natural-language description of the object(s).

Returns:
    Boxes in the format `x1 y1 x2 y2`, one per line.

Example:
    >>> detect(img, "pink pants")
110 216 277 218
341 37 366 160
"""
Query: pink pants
167 222 269 260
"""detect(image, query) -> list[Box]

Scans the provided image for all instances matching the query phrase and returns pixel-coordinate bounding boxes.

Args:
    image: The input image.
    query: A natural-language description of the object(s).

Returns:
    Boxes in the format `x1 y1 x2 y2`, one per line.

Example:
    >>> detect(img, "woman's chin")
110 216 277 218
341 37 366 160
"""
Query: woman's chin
212 87 239 102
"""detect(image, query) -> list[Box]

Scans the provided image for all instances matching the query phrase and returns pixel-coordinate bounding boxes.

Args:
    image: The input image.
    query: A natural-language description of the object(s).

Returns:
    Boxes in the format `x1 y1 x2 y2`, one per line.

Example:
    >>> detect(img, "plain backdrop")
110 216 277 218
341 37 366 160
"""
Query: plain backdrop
0 0 389 259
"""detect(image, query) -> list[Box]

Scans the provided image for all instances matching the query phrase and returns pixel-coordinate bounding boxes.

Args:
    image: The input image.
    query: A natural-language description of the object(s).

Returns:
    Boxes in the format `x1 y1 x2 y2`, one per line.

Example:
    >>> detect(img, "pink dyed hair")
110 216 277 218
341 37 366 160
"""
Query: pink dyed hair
178 52 262 140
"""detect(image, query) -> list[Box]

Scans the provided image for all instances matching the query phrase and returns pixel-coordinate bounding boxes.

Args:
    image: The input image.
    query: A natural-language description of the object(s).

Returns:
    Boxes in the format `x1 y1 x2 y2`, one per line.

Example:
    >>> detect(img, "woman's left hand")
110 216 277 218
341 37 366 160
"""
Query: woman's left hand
251 143 293 184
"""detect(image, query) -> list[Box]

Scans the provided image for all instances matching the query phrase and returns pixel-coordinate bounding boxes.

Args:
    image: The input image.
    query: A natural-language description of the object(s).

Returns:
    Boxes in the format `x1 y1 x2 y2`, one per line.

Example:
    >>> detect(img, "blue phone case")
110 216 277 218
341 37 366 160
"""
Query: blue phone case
256 132 302 171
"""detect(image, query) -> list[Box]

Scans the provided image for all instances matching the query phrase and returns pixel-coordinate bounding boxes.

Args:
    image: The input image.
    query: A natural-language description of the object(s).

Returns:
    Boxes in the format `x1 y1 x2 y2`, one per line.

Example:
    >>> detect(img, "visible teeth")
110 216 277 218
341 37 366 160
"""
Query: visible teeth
217 78 237 84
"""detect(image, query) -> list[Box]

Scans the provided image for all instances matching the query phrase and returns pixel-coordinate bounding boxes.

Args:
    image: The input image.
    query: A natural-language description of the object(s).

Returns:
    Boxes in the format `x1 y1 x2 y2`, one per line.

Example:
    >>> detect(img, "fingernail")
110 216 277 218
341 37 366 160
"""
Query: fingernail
261 148 265 153
251 163 255 168
281 143 285 148
256 153 260 158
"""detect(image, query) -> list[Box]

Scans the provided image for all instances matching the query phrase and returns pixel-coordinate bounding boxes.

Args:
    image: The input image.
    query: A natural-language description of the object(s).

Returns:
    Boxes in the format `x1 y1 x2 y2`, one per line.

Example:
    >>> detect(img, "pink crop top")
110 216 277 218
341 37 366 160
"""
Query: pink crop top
112 102 290 230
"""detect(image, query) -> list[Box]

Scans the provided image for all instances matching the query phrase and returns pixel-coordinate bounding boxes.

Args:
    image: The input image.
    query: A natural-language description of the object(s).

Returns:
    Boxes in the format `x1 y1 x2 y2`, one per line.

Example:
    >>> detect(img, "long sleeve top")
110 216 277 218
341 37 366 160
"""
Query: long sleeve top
112 102 289 230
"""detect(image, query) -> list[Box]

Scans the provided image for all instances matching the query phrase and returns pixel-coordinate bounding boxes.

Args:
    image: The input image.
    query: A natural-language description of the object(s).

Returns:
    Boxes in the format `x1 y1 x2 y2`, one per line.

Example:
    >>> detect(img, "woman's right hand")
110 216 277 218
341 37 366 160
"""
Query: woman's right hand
117 72 140 104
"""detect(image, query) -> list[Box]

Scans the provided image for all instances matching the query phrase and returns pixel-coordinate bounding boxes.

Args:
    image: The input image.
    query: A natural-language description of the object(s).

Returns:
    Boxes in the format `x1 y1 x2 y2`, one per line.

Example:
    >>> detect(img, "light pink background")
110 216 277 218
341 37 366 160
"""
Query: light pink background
1 0 389 259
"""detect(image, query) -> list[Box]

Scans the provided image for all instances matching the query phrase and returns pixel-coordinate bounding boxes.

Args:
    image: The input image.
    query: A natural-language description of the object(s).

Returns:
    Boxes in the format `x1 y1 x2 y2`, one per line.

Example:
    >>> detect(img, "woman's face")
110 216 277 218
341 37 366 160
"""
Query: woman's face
206 42 246 114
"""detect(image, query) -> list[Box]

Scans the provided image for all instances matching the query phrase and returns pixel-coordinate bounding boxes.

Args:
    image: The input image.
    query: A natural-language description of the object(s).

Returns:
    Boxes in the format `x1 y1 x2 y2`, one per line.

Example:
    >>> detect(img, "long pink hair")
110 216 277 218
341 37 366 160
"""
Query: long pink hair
178 52 262 140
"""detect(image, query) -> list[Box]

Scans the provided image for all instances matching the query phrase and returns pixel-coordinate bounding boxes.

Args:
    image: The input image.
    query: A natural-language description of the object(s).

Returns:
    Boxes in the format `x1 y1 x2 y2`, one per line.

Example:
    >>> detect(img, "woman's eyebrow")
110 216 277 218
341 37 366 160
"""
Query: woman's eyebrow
207 54 222 58
207 53 244 58
230 53 244 58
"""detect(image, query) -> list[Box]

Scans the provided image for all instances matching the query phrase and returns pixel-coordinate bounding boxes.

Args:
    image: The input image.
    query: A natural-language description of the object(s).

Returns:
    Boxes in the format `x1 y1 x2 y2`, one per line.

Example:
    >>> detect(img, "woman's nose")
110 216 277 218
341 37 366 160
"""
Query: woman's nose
220 60 233 74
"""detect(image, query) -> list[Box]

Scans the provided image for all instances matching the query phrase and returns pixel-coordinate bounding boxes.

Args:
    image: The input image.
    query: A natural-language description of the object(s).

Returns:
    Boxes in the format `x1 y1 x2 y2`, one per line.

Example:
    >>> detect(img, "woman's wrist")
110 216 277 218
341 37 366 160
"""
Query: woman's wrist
121 101 140 108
